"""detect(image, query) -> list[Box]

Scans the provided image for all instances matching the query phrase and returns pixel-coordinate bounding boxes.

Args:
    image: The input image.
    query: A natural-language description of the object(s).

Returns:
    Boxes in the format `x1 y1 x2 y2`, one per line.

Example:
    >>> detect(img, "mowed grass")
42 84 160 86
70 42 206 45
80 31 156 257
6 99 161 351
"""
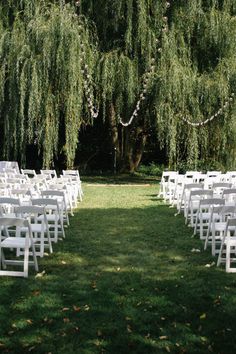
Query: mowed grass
1 181 236 354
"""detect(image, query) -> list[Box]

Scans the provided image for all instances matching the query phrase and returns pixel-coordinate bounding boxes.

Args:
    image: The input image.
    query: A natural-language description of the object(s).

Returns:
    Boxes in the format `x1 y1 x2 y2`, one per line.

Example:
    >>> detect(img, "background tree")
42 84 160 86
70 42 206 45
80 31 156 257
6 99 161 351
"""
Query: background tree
0 0 236 171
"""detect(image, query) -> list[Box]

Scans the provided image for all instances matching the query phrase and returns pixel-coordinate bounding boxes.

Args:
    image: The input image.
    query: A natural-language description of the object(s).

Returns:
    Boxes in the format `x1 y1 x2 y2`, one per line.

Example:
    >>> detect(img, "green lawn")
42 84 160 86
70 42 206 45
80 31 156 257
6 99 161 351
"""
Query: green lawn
0 180 236 354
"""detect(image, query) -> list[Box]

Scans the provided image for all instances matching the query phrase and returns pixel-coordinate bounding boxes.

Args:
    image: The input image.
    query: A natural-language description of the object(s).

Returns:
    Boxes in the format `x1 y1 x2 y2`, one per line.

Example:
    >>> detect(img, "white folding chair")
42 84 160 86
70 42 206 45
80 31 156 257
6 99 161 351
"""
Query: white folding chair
186 189 213 226
0 183 10 197
40 169 57 180
10 188 32 205
41 190 70 226
31 198 65 243
0 197 21 217
194 198 225 239
0 217 38 277
178 183 203 218
158 171 178 200
217 218 236 272
212 182 232 198
62 170 83 202
204 205 236 256
15 205 53 258
222 189 236 205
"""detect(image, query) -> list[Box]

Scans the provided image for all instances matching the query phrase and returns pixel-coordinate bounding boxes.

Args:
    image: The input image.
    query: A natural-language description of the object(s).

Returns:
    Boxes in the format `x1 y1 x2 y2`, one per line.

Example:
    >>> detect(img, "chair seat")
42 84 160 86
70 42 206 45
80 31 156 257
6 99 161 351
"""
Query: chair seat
1 237 35 248
38 214 59 222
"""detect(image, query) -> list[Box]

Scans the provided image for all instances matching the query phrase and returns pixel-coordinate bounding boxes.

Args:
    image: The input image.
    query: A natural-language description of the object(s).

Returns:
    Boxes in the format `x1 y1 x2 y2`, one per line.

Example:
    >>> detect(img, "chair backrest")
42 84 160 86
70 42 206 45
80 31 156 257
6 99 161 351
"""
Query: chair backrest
40 170 57 179
190 190 213 197
41 190 65 198
15 205 45 215
31 198 59 210
0 197 21 216
62 169 79 176
183 183 204 190
212 182 232 189
213 205 236 215
0 197 21 205
207 171 221 177
15 205 47 224
10 188 32 198
62 170 80 180
21 169 36 178
199 198 225 207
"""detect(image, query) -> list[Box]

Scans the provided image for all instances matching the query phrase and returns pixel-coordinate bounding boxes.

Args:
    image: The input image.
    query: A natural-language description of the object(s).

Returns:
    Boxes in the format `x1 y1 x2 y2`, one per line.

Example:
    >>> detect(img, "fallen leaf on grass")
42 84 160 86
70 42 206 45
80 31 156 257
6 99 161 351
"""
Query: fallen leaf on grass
28 346 36 352
127 325 132 333
73 305 81 312
62 307 70 312
191 248 201 253
63 318 70 323
61 261 67 265
159 336 168 340
35 270 46 278
32 290 40 296
205 262 215 268
26 319 33 325
84 304 90 311
213 296 221 304
91 281 97 289
200 313 206 320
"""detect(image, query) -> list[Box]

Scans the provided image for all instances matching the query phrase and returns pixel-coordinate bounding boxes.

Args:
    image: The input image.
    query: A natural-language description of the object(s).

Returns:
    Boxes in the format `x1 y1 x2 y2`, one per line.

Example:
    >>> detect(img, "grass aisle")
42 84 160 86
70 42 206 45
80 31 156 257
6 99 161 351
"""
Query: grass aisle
1 182 236 354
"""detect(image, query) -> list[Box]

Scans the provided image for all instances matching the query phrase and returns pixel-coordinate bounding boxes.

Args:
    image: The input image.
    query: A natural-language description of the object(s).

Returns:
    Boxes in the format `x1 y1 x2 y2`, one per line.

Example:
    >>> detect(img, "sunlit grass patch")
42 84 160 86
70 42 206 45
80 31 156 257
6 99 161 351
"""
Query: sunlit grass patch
0 178 236 353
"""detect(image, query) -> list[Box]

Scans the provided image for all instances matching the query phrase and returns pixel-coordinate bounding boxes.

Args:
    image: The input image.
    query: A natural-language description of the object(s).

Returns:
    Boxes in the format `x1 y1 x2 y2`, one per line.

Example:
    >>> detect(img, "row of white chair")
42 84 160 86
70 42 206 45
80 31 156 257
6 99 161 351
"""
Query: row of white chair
159 171 236 272
0 169 82 277
159 171 236 204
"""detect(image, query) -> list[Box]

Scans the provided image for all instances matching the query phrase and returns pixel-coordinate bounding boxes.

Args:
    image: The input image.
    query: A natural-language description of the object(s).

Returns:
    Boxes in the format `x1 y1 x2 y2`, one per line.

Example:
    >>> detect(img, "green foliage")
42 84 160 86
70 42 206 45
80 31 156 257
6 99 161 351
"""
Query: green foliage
154 0 236 169
0 0 97 167
137 162 165 176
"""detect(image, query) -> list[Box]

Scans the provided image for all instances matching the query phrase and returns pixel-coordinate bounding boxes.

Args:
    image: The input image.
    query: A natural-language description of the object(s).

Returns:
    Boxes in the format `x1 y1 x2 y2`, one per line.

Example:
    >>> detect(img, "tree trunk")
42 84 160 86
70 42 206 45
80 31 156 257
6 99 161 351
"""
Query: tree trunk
121 125 148 173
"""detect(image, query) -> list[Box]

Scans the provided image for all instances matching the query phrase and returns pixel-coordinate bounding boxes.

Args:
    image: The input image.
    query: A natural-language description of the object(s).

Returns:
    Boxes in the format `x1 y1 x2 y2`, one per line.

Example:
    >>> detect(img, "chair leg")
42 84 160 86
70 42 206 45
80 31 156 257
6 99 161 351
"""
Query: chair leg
0 249 7 270
23 243 29 278
31 242 38 272
226 243 231 272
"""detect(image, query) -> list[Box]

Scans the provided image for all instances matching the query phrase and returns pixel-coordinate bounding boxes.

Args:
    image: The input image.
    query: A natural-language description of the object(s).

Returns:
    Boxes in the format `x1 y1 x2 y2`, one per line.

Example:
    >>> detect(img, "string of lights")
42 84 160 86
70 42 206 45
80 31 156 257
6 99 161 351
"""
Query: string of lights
179 92 235 127
119 1 171 127
77 20 99 119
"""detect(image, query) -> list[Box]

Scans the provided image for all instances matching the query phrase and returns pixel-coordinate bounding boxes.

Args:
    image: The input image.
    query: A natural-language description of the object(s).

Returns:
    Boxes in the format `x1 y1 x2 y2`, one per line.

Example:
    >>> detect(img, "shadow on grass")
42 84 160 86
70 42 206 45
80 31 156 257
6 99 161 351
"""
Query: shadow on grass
81 174 159 185
0 205 236 354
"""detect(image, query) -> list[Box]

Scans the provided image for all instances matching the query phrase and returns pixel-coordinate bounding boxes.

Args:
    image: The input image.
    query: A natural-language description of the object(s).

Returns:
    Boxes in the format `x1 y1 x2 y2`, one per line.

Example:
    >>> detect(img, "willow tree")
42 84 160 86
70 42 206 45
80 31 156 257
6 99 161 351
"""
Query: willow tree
80 0 236 171
0 0 236 171
0 0 97 168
